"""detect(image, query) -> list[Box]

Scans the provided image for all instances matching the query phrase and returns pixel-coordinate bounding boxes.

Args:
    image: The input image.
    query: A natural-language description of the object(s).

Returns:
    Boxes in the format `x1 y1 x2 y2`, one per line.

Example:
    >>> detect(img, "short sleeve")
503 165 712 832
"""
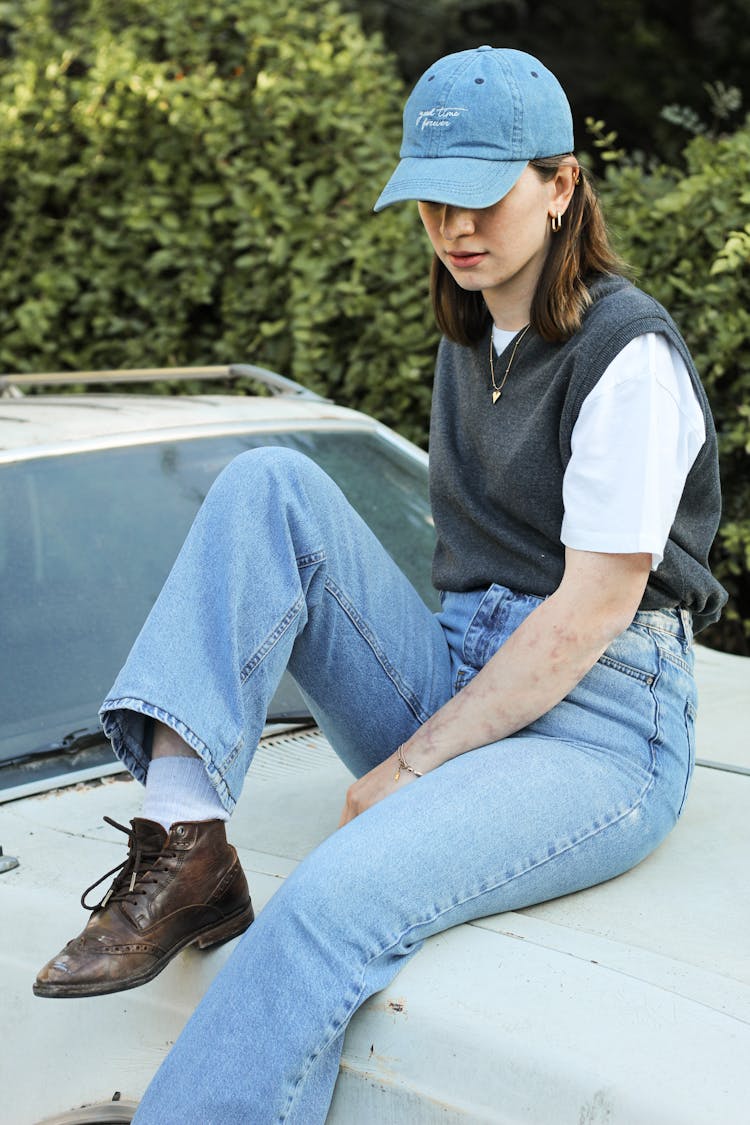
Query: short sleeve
560 333 706 570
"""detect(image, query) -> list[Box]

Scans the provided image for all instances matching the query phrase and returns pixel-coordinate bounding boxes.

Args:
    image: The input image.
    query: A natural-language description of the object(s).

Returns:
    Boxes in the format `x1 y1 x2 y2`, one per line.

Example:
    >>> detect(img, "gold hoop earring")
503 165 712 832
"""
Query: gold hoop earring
551 211 562 233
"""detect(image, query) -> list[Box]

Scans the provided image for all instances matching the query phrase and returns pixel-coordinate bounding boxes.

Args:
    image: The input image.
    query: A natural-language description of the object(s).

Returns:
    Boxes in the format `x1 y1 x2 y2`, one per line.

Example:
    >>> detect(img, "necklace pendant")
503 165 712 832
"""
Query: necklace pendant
488 322 530 407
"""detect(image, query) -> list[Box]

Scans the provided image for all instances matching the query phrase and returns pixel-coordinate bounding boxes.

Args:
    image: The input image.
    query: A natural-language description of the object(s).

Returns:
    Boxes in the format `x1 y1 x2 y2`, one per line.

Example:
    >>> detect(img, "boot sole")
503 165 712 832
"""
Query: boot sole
32 900 255 999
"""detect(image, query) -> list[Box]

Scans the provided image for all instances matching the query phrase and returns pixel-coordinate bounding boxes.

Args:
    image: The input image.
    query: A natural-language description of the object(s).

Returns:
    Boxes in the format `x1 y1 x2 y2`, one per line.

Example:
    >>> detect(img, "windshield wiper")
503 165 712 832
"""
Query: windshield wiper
264 714 316 729
2 726 110 771
8 715 316 775
43 726 109 755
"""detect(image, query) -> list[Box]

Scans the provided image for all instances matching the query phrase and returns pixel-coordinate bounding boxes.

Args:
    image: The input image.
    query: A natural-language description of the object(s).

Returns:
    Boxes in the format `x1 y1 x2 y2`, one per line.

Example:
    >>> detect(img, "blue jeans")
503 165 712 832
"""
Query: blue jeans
101 448 696 1124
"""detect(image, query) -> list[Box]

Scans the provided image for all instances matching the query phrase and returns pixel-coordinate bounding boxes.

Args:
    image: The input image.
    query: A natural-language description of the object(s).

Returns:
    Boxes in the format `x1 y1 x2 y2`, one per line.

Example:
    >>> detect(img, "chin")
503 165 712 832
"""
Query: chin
446 271 485 293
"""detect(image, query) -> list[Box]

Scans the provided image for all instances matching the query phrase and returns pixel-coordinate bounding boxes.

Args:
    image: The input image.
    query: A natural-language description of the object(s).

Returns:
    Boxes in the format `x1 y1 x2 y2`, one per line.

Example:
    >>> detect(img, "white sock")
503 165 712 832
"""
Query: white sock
141 757 229 832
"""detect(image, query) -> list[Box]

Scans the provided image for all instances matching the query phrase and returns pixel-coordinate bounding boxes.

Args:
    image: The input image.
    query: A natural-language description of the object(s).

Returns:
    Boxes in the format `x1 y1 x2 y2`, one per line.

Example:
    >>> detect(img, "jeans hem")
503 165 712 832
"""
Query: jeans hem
100 696 237 813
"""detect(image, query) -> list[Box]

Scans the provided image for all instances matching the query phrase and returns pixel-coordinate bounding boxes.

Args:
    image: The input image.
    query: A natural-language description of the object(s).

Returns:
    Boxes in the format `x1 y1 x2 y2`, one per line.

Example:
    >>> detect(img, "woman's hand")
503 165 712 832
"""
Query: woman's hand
337 750 419 827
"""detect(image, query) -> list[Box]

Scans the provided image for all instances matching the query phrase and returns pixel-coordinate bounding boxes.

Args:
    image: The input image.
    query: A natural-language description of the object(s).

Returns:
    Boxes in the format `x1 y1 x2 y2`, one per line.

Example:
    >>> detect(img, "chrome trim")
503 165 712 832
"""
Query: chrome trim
0 760 128 805
696 757 750 778
0 362 325 401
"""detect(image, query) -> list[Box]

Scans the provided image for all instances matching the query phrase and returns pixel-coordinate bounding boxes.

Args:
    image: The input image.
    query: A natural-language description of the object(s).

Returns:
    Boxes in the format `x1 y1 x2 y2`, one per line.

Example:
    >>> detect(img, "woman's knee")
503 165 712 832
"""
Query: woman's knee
220 446 326 493
201 447 338 527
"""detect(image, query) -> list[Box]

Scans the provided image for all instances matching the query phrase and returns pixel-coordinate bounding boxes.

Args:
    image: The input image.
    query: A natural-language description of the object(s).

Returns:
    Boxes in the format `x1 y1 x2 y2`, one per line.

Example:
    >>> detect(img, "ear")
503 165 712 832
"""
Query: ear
548 162 580 219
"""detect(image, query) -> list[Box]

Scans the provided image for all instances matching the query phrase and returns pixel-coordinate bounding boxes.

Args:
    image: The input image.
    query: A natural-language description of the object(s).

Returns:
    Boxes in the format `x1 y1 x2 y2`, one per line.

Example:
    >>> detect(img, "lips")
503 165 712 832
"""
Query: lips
446 251 487 269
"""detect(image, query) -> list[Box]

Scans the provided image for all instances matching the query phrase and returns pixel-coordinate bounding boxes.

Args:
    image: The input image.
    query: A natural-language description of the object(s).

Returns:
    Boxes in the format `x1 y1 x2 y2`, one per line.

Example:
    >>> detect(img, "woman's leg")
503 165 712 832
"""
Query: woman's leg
132 608 693 1125
35 447 455 998
100 445 453 802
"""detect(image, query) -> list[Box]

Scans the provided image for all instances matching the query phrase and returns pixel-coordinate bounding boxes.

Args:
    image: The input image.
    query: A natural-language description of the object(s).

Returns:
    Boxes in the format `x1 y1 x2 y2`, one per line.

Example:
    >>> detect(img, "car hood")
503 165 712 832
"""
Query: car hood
1 646 748 1124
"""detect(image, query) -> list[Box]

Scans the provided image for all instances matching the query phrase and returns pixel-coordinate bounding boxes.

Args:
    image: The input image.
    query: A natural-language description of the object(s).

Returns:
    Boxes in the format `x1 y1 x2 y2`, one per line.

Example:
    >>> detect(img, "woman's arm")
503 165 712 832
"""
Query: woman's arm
338 547 651 825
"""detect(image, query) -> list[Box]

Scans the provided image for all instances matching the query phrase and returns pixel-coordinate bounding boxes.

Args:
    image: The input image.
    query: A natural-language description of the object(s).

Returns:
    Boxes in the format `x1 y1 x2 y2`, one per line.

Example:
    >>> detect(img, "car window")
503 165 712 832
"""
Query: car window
0 430 436 768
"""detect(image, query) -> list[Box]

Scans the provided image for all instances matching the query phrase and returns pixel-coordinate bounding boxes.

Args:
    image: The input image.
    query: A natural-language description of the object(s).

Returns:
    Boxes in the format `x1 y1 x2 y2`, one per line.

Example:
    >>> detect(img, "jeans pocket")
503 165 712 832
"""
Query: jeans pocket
597 652 656 685
599 625 659 685
454 664 478 693
678 700 697 818
462 584 543 669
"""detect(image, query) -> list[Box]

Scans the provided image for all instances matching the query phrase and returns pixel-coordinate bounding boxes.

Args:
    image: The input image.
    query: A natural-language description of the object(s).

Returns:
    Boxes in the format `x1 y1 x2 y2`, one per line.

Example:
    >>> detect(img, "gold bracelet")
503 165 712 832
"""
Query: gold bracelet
393 743 423 782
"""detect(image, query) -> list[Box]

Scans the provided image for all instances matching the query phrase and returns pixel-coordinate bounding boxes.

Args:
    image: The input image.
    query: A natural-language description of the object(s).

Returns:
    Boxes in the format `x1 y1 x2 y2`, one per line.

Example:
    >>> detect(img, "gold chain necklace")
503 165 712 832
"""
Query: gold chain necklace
489 323 531 404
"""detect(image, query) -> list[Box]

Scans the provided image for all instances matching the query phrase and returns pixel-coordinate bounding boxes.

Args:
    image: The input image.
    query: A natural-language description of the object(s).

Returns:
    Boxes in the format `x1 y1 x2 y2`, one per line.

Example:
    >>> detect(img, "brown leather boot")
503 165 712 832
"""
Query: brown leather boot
33 816 254 999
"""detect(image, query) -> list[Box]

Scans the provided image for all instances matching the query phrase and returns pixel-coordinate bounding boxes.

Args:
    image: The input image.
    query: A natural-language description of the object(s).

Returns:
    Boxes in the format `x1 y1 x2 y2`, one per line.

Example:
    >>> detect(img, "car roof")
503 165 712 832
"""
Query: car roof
0 392 378 460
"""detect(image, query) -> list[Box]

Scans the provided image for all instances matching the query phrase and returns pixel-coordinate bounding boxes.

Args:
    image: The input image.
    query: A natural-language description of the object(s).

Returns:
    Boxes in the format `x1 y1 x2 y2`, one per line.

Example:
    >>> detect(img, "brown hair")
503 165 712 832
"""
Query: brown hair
428 157 628 347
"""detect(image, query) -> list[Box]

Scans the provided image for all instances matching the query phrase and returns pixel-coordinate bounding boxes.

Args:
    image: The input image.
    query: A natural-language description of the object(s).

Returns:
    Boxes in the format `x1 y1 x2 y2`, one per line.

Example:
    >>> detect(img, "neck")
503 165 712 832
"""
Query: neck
482 285 534 333
481 249 546 331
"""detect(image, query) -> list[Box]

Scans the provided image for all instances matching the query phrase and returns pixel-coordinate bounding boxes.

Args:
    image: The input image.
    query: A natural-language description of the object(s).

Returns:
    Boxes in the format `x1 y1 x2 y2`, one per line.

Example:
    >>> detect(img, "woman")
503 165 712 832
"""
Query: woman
36 46 725 1122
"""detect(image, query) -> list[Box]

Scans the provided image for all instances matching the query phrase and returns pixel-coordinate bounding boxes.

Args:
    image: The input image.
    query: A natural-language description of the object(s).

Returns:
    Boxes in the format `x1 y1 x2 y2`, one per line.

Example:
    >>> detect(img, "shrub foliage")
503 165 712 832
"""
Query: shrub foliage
0 1 748 650
593 121 750 653
0 0 438 441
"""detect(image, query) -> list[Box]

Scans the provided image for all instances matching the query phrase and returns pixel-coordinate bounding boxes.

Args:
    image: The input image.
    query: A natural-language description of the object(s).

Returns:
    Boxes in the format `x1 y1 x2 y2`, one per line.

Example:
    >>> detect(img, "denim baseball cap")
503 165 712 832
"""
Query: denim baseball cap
374 46 574 212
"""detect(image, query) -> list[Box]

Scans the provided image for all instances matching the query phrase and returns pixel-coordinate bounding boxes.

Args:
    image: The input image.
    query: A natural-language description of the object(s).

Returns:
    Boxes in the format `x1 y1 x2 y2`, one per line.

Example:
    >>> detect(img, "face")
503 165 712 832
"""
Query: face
417 166 557 327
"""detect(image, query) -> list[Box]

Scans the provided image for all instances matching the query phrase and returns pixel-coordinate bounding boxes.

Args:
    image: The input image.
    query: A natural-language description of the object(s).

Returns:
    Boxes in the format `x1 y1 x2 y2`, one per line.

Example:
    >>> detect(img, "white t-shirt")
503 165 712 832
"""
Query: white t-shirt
491 326 706 570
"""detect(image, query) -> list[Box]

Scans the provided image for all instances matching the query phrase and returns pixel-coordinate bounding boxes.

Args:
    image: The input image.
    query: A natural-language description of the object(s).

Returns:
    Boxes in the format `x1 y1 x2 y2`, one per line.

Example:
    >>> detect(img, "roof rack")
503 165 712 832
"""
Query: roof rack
0 362 326 401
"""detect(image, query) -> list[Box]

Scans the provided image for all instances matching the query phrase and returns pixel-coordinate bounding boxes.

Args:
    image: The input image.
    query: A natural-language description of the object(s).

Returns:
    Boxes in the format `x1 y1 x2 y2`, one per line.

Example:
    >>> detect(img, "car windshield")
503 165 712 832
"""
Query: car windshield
0 428 436 769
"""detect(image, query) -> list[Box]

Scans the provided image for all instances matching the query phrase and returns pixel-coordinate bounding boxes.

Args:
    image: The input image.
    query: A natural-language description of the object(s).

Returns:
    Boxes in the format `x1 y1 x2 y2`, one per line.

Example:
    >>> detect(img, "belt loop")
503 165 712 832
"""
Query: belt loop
678 607 693 647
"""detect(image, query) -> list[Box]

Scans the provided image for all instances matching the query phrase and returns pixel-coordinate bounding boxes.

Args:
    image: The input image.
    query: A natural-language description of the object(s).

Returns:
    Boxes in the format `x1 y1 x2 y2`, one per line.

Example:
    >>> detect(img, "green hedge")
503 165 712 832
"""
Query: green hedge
0 2 747 650
592 122 750 653
0 0 438 442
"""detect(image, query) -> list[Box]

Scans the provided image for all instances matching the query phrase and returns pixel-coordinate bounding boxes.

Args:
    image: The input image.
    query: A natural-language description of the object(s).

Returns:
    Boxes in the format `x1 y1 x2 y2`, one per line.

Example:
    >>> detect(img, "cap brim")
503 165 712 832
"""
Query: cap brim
373 155 528 212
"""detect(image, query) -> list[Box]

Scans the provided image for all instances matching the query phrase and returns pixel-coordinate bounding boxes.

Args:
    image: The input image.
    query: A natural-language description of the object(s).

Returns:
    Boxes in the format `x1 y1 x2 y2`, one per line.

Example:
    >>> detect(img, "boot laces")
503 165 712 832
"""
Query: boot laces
80 816 178 912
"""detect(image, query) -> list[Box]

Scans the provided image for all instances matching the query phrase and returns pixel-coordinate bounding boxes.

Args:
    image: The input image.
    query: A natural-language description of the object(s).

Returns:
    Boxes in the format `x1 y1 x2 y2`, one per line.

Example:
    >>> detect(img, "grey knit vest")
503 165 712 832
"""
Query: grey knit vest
429 275 727 633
